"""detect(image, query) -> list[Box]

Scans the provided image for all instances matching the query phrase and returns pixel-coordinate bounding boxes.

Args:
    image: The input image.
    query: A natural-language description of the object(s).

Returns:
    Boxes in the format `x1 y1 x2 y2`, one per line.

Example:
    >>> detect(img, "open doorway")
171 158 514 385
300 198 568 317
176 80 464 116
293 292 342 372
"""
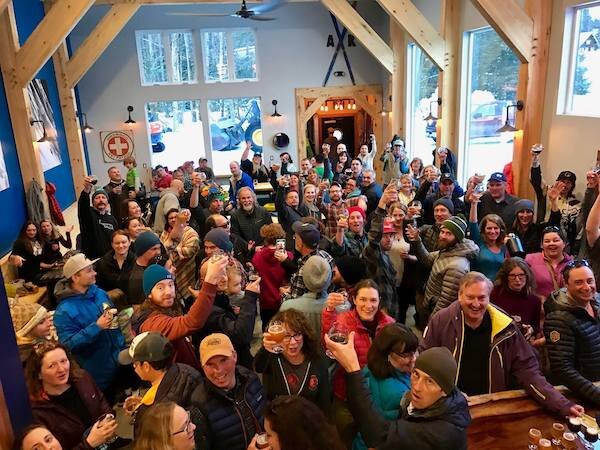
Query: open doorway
321 116 355 156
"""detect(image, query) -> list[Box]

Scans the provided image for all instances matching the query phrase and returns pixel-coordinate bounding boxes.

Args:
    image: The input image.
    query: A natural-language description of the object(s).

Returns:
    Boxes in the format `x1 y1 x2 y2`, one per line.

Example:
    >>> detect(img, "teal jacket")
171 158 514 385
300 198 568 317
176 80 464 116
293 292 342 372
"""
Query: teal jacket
352 367 411 450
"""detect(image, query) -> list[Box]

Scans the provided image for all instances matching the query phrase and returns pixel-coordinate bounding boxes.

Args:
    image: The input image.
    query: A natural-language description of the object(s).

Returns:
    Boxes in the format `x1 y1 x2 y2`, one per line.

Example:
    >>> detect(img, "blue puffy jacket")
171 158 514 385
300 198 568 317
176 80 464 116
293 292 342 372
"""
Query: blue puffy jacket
53 279 124 390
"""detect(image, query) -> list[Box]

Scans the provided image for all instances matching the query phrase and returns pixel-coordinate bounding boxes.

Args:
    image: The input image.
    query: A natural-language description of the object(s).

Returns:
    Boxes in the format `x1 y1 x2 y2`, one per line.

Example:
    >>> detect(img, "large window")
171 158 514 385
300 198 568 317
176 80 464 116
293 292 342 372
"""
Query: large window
461 27 520 185
201 29 258 82
559 2 600 116
207 97 262 176
406 44 439 165
146 100 204 169
136 30 197 85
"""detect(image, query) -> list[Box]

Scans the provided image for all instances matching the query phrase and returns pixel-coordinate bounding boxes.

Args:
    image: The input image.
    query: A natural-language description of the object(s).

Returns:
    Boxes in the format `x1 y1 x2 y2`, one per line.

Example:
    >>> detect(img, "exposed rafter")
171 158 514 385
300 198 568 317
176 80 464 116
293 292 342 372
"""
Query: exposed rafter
93 0 264 4
66 4 140 88
0 0 11 16
15 0 95 88
320 0 393 74
470 0 533 63
376 0 445 70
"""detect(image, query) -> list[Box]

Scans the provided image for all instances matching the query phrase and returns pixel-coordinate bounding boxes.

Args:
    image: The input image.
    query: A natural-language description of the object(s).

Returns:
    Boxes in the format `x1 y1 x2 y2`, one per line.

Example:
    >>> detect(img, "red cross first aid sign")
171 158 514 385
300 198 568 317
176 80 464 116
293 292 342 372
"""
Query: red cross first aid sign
100 130 135 162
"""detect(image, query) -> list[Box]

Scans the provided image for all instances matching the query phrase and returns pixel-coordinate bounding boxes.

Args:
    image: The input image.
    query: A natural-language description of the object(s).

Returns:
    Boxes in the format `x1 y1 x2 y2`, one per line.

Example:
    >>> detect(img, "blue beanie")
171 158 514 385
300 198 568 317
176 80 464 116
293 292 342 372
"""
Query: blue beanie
514 199 534 214
143 264 173 297
204 228 233 252
135 231 161 257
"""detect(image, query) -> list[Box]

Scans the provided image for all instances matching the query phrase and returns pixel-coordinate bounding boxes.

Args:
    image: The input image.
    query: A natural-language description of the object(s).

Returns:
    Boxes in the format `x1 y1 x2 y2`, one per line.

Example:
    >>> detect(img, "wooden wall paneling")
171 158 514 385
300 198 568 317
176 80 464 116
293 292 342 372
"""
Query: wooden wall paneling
320 0 394 74
513 0 552 197
0 5 48 213
66 3 140 88
15 0 95 88
376 0 445 69
438 0 461 152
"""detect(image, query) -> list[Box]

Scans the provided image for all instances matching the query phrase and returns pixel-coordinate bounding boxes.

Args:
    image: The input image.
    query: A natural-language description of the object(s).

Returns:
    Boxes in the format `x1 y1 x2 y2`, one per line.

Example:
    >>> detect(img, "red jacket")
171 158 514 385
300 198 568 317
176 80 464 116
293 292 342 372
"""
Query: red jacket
252 247 292 310
31 371 112 450
322 308 395 400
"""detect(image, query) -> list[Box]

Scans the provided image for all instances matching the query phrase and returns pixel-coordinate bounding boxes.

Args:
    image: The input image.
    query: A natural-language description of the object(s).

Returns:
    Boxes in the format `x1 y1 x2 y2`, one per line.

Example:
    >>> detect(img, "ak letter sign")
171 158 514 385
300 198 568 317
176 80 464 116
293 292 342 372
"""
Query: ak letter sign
100 130 135 162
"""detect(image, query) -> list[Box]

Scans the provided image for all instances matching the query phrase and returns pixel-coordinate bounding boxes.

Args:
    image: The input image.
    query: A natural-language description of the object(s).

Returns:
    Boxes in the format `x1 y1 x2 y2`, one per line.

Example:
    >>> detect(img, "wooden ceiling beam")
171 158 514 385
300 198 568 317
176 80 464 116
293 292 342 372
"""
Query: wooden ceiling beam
470 0 533 63
376 0 445 70
93 0 264 4
321 0 393 74
15 0 95 88
66 3 140 88
0 0 11 15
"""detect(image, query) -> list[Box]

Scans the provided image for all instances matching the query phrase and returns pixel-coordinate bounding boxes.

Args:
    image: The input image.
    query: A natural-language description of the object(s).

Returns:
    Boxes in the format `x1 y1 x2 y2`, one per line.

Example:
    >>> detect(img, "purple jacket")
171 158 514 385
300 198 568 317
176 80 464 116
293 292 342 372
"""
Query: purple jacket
421 301 573 417
525 252 573 300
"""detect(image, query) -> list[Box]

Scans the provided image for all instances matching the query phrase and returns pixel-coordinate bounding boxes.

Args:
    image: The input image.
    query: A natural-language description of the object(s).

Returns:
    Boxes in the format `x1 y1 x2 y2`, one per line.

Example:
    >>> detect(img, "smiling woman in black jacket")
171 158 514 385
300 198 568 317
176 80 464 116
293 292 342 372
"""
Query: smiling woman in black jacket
95 230 135 305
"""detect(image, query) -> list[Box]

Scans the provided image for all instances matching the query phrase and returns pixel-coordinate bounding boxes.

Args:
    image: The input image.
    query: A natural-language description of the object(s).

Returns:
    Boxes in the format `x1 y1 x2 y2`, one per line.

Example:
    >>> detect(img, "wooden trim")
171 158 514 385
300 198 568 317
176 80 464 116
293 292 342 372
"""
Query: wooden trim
52 42 88 195
320 0 393 74
512 0 552 197
15 0 95 88
0 0 11 16
470 0 534 63
94 0 265 4
438 0 461 151
302 95 329 123
390 21 406 138
0 5 48 213
376 0 445 70
66 4 140 88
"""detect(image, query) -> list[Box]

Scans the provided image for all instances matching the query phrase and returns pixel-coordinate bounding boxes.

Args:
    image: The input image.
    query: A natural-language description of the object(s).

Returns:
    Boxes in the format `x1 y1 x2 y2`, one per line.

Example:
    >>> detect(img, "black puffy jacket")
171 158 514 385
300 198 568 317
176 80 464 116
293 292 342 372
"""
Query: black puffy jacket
191 366 265 450
544 288 600 405
346 371 470 450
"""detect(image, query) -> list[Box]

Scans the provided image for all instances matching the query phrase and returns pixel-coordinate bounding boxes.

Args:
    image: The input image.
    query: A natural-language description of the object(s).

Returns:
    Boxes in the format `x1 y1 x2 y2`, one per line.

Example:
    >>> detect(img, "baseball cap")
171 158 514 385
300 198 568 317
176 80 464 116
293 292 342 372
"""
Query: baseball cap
439 173 455 183
557 171 576 183
199 333 235 366
292 221 320 249
392 138 404 147
488 172 507 183
63 253 99 279
118 331 173 365
382 217 395 234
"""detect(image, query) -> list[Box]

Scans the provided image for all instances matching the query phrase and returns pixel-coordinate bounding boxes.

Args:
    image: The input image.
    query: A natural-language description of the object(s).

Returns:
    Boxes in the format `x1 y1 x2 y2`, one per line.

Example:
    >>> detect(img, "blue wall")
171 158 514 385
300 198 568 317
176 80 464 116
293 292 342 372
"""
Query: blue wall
0 0 78 255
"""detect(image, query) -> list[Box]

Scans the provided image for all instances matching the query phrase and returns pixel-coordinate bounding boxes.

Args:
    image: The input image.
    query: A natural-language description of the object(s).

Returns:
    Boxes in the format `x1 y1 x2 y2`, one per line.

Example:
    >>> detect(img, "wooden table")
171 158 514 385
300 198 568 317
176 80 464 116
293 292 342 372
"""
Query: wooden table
468 389 599 449
253 182 273 193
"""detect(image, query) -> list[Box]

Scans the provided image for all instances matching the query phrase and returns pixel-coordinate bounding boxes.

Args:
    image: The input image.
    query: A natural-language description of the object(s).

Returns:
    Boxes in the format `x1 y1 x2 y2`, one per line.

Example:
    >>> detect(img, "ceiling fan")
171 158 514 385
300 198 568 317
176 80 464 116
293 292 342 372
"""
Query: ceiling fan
166 0 283 21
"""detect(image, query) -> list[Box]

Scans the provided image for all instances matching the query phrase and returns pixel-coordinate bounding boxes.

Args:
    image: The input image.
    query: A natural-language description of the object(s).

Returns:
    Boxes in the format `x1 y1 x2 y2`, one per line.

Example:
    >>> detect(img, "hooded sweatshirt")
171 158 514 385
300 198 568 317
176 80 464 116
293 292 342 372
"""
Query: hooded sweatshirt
53 279 124 390
411 238 480 317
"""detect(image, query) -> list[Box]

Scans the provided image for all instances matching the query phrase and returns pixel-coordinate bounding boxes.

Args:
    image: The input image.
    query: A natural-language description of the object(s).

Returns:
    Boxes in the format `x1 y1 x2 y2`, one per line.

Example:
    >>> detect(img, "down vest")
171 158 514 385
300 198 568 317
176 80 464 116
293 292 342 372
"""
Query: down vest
322 308 395 400
411 238 479 317
191 366 265 450
544 288 600 406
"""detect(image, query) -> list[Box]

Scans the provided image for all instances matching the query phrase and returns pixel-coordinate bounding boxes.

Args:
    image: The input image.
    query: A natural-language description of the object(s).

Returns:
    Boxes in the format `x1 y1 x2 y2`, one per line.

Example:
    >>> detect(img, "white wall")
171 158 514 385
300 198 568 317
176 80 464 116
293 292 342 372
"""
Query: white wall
540 0 600 199
71 2 388 185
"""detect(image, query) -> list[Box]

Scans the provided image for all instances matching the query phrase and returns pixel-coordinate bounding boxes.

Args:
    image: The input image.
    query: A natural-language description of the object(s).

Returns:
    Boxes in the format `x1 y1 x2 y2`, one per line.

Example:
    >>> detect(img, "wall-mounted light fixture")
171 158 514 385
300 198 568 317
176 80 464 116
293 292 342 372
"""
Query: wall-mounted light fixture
30 119 48 143
423 98 442 125
496 100 524 133
271 100 281 117
77 111 94 134
124 105 136 128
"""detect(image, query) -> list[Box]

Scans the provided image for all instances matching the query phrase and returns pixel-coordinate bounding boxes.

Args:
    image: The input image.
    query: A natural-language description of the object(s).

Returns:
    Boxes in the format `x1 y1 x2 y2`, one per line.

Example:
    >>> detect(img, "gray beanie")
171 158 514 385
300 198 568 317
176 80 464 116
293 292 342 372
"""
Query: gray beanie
514 199 534 214
302 255 331 293
414 347 457 394
433 197 455 215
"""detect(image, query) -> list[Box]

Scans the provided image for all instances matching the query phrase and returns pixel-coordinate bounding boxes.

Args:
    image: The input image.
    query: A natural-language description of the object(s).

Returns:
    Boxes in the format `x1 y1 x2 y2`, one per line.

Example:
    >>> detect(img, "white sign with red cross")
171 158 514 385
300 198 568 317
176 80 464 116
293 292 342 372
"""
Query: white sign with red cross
100 130 135 162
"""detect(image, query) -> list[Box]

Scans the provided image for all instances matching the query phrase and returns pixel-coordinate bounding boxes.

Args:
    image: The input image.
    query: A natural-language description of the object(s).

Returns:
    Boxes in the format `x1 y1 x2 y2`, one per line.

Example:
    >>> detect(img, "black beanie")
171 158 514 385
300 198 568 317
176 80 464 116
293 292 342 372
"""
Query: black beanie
414 347 457 394
433 197 455 215
334 256 366 286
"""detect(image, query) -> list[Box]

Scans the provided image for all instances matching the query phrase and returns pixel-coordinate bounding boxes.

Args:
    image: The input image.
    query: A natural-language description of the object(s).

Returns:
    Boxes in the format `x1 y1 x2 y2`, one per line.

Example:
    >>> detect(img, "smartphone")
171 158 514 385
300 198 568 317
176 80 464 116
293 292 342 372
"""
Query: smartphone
275 239 286 252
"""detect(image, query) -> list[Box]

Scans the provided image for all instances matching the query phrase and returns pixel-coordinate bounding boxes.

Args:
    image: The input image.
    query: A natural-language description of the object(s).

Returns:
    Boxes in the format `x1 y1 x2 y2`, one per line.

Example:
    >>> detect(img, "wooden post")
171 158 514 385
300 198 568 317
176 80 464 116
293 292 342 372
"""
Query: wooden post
390 21 406 139
438 0 461 152
0 5 48 212
51 42 88 195
513 0 552 197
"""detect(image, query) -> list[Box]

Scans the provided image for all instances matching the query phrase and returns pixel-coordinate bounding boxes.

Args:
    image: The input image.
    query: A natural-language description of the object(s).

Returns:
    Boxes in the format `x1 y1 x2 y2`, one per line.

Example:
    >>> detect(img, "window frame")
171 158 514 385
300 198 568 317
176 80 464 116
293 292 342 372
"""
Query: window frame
200 27 259 83
135 29 198 86
557 1 600 117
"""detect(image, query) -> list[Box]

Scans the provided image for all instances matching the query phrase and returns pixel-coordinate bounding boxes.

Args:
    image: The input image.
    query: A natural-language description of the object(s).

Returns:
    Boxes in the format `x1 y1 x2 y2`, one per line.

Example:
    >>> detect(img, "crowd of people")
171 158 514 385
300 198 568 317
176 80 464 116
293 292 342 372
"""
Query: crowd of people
8 135 600 450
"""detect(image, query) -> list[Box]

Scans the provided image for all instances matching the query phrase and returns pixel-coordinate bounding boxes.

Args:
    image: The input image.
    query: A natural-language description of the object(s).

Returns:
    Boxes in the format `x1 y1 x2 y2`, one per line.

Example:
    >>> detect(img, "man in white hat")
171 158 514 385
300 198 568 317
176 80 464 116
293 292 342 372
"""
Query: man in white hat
53 253 125 394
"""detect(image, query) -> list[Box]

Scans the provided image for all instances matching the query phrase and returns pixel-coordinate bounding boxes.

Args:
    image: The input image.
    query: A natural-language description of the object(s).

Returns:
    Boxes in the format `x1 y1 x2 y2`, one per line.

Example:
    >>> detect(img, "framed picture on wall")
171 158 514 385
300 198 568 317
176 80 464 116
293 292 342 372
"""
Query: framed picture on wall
27 79 62 172
100 130 135 162
0 142 8 192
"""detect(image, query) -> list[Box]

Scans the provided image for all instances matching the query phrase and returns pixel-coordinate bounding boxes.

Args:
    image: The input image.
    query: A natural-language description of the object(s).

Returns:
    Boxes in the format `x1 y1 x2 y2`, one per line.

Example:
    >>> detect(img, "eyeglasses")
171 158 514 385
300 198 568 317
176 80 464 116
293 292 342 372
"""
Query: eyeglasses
508 273 527 280
171 411 192 436
393 351 416 360
282 333 303 343
216 220 230 228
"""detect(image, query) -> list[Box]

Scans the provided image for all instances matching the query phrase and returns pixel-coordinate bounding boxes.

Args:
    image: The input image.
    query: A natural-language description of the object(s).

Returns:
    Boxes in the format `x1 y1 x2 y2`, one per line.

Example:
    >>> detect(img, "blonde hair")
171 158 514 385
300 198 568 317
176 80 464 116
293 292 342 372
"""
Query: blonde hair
134 401 177 450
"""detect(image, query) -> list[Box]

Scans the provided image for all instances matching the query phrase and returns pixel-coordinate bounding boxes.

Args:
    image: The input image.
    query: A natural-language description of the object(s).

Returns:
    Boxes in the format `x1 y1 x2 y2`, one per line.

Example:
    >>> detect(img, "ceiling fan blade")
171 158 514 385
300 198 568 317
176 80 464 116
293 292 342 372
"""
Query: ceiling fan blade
166 12 230 16
253 0 284 14
249 15 276 21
